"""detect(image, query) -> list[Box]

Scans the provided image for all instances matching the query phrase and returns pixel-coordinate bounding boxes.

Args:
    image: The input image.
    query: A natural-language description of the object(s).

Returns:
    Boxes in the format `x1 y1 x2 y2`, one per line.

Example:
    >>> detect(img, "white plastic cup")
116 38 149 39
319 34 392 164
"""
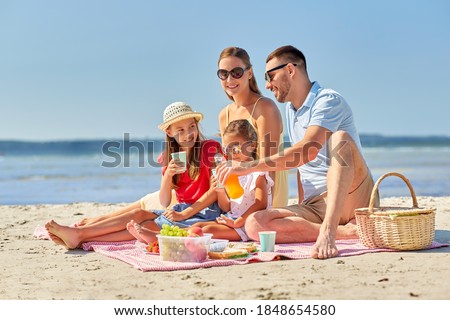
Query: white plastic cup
259 231 276 252
211 168 224 188
171 151 187 173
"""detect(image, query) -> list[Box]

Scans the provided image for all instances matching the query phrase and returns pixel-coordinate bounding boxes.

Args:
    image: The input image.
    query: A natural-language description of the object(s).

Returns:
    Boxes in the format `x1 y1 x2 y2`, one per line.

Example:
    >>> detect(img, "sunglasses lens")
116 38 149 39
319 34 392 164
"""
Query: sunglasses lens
264 72 271 82
230 67 244 79
223 144 241 155
217 69 229 80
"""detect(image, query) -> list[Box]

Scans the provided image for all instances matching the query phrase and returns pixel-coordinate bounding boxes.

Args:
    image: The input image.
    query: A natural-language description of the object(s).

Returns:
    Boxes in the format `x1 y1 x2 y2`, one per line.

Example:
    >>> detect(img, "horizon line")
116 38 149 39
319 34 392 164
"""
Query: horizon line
1 133 450 143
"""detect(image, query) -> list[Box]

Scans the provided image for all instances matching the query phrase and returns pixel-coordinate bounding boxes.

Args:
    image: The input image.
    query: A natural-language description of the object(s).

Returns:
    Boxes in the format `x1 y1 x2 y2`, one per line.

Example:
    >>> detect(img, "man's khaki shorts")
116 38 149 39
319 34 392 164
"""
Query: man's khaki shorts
282 174 379 225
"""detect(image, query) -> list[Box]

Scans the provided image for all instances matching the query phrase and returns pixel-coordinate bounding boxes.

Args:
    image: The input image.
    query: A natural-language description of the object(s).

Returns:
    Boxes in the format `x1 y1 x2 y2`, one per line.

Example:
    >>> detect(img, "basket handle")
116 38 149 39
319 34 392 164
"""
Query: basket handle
368 172 419 213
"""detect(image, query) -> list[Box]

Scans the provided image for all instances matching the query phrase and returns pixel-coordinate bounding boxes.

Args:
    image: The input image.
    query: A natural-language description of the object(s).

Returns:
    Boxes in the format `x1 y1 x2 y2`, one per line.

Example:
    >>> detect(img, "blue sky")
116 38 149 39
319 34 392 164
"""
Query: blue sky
1 0 449 141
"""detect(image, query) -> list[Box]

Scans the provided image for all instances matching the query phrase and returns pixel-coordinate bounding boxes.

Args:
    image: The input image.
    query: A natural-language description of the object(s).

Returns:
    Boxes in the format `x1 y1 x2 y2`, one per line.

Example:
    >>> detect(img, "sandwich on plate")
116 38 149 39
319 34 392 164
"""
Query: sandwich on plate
208 243 257 259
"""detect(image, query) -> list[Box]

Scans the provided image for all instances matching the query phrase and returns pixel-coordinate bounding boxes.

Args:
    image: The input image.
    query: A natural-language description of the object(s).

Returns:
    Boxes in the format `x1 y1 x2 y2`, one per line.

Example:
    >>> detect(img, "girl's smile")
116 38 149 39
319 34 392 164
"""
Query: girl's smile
166 118 199 149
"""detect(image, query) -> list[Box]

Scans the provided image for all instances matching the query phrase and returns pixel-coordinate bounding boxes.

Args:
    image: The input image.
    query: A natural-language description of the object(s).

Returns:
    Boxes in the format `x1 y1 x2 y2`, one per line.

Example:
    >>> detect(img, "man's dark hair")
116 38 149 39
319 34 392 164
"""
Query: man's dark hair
266 45 307 71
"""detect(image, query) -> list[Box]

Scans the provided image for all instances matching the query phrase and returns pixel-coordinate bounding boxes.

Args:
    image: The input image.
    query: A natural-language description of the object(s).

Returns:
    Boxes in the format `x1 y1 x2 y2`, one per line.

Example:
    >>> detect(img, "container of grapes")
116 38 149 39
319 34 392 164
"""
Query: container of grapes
157 224 211 263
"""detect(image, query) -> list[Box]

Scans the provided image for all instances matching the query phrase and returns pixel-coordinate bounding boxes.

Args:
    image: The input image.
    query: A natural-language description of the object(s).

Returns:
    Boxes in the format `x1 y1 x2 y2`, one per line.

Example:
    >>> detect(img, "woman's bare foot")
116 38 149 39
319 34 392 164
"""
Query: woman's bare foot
74 218 89 227
126 220 146 243
45 220 82 249
48 233 68 248
75 216 103 227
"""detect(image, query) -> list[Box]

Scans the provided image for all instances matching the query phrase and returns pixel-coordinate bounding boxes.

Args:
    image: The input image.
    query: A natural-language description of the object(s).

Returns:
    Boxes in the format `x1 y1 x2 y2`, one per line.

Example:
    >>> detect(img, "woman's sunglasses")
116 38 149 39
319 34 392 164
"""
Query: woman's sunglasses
217 66 250 80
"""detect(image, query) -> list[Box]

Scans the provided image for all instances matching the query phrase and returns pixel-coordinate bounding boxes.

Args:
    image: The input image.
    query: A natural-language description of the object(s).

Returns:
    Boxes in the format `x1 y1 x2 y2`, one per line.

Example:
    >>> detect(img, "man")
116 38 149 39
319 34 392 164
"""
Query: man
217 45 378 259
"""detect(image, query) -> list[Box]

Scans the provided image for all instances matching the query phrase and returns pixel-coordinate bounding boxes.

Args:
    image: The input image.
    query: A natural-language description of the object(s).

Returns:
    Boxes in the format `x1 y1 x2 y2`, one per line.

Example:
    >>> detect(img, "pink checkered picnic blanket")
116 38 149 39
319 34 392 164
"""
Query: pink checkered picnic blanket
33 225 448 272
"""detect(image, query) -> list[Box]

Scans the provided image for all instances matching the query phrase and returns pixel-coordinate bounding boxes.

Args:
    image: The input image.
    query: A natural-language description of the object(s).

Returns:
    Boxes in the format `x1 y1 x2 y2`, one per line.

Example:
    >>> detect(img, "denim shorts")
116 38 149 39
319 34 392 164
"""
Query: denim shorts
152 202 223 229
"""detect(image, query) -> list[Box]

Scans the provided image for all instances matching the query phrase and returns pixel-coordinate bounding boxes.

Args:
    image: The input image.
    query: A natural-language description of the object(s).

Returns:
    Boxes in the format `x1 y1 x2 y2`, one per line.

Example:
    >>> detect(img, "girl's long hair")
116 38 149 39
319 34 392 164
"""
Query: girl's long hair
163 120 205 187
218 47 261 101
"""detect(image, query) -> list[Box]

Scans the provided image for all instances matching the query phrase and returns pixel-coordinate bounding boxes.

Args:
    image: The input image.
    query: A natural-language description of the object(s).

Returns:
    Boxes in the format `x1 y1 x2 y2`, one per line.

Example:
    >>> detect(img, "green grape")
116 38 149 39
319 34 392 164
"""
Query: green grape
159 224 191 238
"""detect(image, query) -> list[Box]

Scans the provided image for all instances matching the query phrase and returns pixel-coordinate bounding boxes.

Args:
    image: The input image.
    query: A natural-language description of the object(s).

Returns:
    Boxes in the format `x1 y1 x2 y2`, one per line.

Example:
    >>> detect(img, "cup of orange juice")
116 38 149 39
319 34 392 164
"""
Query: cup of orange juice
224 174 244 199
213 153 244 199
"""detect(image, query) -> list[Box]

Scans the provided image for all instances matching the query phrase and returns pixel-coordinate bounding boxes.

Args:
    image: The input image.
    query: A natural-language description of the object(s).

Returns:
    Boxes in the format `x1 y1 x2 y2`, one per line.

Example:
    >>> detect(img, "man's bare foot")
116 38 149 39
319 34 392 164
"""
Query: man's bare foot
336 219 359 239
45 220 81 249
126 220 146 243
311 231 338 259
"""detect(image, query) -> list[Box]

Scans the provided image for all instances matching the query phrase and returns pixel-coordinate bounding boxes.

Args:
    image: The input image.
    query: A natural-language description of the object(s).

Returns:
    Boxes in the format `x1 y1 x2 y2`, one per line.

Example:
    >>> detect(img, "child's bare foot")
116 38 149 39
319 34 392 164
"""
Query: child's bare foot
126 220 146 243
45 220 81 249
134 222 158 244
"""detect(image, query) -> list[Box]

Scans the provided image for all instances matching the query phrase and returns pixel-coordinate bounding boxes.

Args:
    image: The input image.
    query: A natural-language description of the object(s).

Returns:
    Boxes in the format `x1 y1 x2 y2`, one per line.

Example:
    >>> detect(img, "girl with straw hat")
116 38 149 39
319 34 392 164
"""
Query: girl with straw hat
45 102 224 249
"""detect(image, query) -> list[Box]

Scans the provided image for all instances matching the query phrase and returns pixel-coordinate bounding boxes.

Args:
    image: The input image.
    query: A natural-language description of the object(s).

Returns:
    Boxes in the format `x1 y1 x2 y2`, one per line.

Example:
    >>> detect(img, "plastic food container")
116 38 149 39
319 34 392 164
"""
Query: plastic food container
209 239 229 252
157 235 211 262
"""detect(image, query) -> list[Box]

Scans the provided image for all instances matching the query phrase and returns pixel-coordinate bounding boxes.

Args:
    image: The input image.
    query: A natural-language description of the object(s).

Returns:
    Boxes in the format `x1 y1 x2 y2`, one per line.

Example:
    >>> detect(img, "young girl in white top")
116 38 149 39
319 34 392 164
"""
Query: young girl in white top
193 119 273 241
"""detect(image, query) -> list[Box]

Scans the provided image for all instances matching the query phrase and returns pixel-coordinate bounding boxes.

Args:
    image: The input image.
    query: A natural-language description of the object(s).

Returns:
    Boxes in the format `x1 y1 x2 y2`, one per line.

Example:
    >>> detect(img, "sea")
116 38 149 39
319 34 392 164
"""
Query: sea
1 135 450 205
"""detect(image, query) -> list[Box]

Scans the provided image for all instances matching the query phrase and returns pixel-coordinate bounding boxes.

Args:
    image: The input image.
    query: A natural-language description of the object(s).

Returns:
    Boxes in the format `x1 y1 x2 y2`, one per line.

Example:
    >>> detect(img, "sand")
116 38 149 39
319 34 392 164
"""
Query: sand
0 196 449 300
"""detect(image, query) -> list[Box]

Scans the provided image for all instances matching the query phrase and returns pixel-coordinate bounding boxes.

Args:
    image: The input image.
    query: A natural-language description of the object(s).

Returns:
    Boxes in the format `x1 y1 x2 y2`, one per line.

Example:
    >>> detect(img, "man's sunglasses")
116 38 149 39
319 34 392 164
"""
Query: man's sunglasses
217 66 251 80
264 63 297 82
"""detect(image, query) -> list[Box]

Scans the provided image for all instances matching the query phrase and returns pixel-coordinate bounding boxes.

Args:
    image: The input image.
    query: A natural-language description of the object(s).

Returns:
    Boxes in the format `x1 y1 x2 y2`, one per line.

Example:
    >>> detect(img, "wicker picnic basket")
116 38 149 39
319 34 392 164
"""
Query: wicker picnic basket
355 172 436 250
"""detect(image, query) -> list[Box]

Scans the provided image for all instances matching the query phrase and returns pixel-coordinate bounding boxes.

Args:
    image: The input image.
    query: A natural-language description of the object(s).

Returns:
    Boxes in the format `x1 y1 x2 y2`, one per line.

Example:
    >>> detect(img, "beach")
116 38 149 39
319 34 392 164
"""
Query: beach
0 196 449 300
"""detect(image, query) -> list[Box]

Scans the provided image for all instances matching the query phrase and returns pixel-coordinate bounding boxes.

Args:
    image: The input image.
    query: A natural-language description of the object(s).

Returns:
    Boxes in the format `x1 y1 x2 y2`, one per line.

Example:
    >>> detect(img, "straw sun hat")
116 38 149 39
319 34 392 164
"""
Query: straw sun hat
158 102 204 131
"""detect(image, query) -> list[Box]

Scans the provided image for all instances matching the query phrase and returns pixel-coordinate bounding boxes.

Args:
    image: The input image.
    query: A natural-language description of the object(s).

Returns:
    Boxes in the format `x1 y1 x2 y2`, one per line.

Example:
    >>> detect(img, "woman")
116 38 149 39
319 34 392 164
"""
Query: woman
216 47 288 207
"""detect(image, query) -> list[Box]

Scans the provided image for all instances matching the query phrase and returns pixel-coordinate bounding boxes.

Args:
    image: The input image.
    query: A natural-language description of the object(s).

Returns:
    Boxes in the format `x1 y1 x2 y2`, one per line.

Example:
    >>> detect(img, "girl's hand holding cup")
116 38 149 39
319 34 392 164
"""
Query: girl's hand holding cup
171 151 187 174
166 159 185 177
211 168 224 192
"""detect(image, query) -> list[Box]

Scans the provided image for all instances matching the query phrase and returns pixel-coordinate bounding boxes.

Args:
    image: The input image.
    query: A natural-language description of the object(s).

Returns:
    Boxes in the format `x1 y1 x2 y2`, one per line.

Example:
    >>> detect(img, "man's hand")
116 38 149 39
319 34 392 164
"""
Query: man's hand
216 160 252 185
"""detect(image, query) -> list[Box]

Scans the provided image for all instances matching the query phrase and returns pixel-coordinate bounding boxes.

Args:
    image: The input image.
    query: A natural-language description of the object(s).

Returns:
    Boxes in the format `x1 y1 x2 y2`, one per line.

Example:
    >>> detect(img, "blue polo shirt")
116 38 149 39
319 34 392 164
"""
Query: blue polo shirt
286 81 364 201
